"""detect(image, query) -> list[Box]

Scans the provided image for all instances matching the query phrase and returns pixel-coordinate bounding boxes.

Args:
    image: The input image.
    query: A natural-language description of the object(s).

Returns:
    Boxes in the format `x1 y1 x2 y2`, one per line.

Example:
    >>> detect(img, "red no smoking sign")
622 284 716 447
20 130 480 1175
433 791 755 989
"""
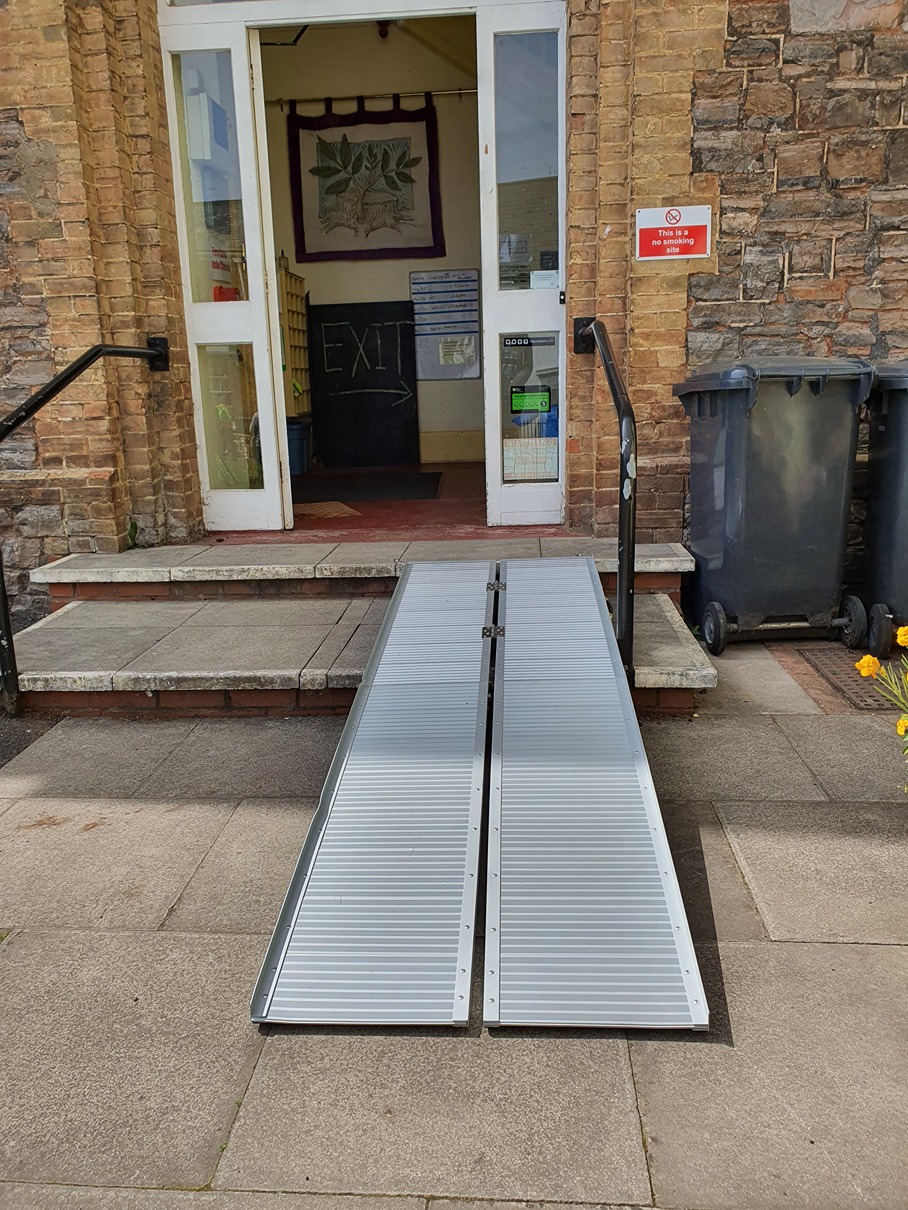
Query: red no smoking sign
635 205 712 260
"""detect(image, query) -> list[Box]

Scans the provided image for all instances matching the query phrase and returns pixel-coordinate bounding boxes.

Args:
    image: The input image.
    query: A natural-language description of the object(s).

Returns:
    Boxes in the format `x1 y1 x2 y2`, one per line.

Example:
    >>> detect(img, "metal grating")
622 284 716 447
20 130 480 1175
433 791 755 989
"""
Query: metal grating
251 560 494 1025
797 645 891 710
485 557 708 1030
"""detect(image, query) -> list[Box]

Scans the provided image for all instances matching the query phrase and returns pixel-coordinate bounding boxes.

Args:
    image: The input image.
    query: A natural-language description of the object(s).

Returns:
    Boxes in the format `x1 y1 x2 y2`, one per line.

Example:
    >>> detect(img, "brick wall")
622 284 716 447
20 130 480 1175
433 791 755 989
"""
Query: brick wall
0 0 202 621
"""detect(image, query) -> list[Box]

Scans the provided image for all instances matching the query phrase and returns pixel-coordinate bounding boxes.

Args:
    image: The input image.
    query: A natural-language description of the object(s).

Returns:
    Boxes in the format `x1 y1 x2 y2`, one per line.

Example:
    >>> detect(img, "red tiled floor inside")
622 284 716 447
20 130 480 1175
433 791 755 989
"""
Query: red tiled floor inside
210 463 568 543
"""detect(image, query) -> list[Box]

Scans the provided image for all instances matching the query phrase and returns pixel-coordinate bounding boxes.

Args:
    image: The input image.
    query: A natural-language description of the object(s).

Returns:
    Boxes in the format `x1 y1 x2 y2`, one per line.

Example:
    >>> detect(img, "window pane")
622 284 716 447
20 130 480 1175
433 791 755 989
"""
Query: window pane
173 51 247 303
495 32 560 291
500 333 559 482
198 345 264 490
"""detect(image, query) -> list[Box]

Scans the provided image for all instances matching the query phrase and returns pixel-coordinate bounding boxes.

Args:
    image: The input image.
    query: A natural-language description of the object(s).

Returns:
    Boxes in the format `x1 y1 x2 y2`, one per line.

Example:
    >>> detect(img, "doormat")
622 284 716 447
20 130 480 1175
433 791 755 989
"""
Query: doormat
797 646 890 710
294 501 361 518
292 471 442 503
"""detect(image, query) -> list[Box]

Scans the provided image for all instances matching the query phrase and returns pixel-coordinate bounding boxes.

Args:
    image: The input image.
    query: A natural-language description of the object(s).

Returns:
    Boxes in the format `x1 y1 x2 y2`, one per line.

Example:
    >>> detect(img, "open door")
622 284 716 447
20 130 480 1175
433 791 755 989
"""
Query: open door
162 22 288 530
477 3 566 526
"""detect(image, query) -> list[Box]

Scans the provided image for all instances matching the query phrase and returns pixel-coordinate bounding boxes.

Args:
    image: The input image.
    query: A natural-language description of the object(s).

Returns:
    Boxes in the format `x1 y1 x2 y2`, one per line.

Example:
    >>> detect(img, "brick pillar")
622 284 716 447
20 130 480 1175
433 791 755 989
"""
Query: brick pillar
0 0 202 619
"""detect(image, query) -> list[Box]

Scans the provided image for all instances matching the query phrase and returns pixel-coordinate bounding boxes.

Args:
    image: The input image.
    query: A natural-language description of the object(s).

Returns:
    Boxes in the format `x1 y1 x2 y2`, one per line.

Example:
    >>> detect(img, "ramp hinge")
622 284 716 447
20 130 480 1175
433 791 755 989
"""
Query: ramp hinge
487 581 505 591
482 625 505 638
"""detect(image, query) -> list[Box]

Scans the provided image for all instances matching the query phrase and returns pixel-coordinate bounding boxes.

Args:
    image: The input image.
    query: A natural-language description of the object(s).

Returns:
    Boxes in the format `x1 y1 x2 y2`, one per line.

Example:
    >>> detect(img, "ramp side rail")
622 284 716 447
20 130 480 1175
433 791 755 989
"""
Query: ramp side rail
580 319 637 679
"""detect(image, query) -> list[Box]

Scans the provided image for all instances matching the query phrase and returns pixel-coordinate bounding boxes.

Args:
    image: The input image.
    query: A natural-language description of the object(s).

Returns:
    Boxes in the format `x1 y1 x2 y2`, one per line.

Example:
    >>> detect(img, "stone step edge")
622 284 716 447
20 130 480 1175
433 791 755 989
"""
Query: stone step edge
17 594 715 695
30 544 695 585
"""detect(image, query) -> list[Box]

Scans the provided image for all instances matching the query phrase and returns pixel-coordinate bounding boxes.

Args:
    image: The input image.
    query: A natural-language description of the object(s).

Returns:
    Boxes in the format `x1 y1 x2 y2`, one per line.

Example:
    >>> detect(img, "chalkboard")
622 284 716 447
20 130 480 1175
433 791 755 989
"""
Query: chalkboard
308 301 419 468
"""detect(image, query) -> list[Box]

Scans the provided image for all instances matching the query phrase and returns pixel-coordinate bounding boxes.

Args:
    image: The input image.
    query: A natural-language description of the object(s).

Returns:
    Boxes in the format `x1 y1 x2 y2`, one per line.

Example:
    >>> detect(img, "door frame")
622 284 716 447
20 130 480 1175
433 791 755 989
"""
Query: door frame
158 0 568 530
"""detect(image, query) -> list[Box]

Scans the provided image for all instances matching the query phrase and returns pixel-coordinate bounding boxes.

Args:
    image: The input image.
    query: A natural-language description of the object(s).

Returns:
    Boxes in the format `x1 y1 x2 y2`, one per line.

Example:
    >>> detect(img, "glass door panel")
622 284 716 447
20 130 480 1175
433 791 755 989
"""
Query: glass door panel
162 25 287 531
478 4 565 526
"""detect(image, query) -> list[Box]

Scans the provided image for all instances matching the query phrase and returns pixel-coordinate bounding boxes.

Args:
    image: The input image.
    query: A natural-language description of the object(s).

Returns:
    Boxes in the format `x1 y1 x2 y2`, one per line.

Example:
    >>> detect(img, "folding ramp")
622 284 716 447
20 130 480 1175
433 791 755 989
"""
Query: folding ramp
251 560 493 1025
484 557 708 1030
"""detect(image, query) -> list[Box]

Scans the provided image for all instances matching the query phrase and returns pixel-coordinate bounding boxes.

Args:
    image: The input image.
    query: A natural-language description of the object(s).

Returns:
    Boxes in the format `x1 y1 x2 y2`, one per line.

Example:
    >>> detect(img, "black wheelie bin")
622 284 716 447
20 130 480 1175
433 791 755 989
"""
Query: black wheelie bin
673 357 874 655
861 362 908 657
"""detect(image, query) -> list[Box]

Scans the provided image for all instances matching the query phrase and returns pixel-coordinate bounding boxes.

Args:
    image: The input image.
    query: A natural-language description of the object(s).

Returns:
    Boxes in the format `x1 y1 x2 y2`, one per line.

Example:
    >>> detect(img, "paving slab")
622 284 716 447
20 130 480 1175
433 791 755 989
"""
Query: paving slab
362 597 390 624
539 537 694 572
401 539 539 563
0 719 198 799
640 716 826 801
660 801 767 942
301 606 372 688
181 598 354 627
631 941 908 1210
28 600 204 629
0 797 236 929
716 799 908 943
174 544 338 580
29 546 209 584
775 713 908 801
216 1032 650 1203
0 929 265 1188
16 626 171 686
315 541 410 577
699 643 824 715
165 798 316 935
136 717 344 800
327 625 381 688
634 594 716 690
0 1191 425 1210
115 626 332 691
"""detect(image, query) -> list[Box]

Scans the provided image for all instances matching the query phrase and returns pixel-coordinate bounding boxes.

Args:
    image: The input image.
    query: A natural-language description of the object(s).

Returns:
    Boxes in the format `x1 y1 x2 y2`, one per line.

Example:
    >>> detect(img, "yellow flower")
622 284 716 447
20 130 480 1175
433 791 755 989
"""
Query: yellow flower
898 718 908 738
897 626 908 647
855 654 881 678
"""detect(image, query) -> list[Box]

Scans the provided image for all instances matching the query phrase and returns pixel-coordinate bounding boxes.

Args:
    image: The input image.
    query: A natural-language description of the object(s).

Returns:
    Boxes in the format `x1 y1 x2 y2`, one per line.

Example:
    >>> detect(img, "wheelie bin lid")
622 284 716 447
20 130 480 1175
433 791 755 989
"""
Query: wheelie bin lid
872 361 908 391
673 356 874 412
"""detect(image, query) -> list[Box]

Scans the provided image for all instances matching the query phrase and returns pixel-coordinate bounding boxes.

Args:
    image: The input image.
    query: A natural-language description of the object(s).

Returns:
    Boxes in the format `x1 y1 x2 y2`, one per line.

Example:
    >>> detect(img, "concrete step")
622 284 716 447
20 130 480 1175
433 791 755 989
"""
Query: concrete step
14 591 715 719
31 539 694 607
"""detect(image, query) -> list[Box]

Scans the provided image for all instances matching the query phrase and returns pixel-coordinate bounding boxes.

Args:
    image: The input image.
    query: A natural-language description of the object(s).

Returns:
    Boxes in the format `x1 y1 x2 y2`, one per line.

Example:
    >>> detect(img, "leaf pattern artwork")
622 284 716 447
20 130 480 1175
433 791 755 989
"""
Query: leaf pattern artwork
309 134 422 237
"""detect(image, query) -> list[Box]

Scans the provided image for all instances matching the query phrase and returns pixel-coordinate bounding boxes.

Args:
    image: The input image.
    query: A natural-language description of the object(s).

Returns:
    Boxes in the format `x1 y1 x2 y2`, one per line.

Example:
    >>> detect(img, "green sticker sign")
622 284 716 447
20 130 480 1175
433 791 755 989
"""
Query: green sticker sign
510 386 551 414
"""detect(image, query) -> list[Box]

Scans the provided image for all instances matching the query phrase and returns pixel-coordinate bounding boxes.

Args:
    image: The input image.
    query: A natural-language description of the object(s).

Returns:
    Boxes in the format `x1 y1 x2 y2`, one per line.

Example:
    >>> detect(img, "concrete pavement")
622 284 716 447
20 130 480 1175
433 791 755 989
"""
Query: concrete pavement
0 642 905 1208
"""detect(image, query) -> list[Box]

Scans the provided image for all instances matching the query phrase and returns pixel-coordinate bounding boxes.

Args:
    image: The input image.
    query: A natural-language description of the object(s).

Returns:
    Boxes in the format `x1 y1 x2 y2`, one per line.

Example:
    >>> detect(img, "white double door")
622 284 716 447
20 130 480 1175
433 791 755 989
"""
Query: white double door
160 0 566 530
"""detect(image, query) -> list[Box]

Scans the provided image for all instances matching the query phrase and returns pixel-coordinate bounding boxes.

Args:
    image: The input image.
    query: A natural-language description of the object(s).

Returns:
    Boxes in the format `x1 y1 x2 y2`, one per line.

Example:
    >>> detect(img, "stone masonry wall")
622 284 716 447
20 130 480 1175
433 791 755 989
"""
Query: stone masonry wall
0 0 202 622
689 0 908 364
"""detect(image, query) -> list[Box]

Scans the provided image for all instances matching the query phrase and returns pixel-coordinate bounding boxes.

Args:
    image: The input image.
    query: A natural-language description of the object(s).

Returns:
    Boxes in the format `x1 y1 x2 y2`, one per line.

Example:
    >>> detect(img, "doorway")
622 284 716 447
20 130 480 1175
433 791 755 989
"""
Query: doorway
260 16 486 532
160 2 567 534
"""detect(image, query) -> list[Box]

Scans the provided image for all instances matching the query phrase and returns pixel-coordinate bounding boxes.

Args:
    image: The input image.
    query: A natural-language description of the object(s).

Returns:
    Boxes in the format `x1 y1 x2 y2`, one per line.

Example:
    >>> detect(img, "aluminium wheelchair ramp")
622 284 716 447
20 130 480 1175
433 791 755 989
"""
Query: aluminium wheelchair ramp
484 558 708 1030
251 560 493 1026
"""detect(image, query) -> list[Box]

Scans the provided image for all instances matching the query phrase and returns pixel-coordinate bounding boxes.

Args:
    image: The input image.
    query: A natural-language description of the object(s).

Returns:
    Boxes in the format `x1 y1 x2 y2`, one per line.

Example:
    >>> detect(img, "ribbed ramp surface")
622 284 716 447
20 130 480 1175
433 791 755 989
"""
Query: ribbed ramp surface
485 558 708 1029
251 561 493 1025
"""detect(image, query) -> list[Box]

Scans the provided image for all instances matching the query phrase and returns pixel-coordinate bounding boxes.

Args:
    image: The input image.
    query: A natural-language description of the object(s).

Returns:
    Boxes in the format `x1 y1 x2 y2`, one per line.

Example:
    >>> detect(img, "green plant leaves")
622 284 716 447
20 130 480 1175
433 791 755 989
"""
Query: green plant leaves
324 178 349 196
310 164 342 179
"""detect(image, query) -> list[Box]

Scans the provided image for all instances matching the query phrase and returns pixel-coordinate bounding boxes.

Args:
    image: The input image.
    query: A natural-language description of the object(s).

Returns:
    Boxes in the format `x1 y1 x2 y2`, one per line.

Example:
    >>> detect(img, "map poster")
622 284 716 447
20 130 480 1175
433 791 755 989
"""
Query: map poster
502 437 559 482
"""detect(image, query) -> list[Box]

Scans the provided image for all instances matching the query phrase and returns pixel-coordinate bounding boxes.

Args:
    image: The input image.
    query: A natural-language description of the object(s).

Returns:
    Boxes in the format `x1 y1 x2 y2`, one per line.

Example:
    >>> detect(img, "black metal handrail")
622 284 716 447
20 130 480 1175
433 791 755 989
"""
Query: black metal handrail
578 319 637 677
0 339 170 715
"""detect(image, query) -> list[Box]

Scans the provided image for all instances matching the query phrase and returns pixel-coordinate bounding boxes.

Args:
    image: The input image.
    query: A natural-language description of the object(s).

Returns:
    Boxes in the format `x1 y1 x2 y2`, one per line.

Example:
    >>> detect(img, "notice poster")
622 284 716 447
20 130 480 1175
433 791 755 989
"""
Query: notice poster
410 269 481 380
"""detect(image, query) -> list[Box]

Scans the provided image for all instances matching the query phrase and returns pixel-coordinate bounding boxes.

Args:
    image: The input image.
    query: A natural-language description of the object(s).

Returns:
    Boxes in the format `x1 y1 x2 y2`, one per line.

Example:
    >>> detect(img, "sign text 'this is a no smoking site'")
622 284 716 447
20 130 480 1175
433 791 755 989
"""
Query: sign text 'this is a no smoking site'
635 205 712 261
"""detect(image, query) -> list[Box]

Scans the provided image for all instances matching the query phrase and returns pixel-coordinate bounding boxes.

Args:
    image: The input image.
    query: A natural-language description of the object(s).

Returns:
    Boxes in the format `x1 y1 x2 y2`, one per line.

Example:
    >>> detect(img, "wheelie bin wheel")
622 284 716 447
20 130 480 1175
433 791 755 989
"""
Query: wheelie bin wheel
702 601 728 656
839 595 867 649
868 603 894 659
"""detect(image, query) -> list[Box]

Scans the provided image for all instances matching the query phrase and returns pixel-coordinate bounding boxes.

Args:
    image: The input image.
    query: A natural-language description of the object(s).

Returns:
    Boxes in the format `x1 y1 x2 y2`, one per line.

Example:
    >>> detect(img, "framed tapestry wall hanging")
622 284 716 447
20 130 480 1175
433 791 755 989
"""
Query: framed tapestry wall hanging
287 95 446 263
